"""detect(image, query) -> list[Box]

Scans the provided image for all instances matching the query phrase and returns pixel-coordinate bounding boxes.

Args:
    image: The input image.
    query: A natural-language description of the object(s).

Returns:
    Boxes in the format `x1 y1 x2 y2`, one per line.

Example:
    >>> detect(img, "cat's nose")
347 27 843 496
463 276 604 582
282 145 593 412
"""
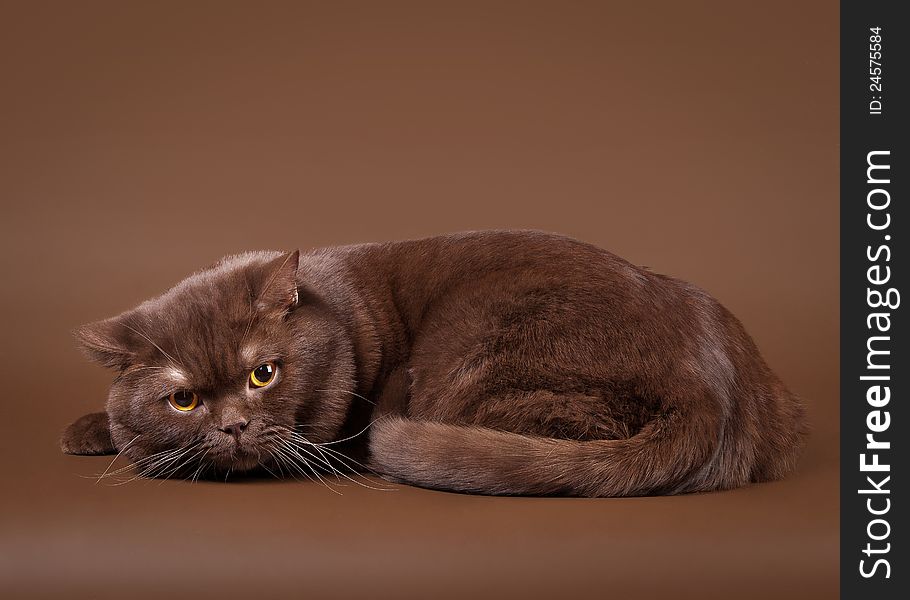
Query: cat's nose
219 419 249 442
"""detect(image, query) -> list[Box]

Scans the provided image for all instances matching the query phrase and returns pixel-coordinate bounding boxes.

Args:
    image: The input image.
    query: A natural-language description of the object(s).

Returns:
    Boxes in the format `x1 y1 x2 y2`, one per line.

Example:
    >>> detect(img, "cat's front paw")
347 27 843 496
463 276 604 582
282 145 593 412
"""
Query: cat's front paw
60 412 116 455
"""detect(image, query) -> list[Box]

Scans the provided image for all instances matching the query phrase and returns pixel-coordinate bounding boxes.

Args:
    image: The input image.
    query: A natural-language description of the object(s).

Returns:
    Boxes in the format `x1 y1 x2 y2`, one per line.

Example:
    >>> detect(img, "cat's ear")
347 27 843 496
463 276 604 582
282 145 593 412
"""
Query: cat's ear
256 250 300 314
60 412 116 455
74 315 136 370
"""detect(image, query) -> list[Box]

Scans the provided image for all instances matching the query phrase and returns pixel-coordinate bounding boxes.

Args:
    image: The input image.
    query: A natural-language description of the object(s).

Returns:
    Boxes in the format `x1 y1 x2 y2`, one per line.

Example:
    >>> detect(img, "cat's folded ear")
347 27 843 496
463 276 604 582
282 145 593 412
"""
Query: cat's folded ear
256 250 301 315
74 315 137 370
60 412 116 455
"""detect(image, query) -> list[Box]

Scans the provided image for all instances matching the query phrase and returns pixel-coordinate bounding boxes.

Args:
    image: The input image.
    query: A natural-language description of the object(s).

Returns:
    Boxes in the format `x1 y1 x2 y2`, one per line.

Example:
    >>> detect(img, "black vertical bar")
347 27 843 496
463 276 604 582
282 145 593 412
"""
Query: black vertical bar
841 0 907 597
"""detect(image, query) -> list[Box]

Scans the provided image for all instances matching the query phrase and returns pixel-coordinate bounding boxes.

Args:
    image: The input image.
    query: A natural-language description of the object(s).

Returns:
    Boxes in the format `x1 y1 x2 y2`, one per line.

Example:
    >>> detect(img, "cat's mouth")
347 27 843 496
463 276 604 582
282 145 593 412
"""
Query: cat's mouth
210 442 261 472
227 451 260 472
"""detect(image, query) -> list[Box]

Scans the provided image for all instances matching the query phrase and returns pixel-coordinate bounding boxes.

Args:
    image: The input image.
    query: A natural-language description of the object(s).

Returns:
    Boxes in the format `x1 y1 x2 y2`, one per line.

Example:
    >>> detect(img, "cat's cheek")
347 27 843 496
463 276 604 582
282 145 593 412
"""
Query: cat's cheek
231 453 261 472
108 416 144 454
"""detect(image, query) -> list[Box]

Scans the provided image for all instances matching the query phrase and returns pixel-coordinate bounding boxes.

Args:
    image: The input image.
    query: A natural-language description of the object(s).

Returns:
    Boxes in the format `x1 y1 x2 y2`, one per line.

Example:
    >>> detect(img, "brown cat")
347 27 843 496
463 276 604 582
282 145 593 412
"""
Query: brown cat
61 230 807 496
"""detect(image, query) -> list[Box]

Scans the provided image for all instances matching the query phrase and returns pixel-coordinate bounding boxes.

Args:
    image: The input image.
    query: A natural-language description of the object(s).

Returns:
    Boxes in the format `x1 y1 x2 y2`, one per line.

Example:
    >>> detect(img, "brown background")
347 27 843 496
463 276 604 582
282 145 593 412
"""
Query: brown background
0 2 838 599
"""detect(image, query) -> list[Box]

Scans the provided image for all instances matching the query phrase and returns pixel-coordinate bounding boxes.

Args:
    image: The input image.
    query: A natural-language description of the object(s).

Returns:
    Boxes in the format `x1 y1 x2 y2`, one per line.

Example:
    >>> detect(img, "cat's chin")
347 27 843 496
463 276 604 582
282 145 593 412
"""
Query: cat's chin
210 447 261 473
228 454 261 472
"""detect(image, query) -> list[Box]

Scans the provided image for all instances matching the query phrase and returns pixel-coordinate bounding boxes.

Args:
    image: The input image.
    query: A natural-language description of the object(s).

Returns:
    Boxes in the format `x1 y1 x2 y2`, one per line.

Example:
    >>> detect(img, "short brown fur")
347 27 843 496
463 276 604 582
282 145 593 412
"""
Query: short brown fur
62 231 807 496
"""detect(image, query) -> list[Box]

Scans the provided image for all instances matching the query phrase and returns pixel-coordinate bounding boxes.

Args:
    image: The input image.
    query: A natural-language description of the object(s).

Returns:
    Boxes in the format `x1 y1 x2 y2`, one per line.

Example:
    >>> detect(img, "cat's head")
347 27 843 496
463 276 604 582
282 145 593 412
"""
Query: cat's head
63 250 356 478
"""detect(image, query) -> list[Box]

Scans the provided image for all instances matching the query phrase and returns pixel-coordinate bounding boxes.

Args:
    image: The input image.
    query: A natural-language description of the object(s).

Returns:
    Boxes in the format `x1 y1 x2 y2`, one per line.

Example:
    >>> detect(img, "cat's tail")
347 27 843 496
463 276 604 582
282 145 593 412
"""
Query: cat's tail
367 407 755 497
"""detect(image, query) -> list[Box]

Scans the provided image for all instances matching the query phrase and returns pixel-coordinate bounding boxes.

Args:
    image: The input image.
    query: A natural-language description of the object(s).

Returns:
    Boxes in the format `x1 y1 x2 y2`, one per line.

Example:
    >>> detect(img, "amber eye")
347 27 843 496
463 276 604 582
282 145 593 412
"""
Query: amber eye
250 362 276 388
168 390 198 412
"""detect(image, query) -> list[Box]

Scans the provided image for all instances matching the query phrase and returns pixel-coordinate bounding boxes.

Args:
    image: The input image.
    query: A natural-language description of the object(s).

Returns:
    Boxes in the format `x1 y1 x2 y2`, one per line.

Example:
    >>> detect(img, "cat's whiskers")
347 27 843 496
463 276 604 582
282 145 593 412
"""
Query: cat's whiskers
286 432 358 474
295 435 383 478
315 388 375 405
133 447 194 481
268 443 322 487
270 443 317 483
296 441 348 481
296 413 390 446
284 412 391 482
90 433 141 484
313 447 391 491
280 427 393 491
129 441 202 484
120 323 184 371
293 439 390 492
171 344 190 379
270 439 341 494
158 444 208 484
89 415 391 490
239 281 256 348
277 434 341 475
104 444 196 486
93 444 189 483
260 450 283 480
190 452 210 483
280 438 349 490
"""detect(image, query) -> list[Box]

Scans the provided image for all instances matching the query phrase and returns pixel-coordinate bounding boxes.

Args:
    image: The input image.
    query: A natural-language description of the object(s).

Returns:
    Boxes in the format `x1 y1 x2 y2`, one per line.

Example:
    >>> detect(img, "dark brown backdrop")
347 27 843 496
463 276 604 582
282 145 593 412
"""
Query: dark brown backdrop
0 2 838 599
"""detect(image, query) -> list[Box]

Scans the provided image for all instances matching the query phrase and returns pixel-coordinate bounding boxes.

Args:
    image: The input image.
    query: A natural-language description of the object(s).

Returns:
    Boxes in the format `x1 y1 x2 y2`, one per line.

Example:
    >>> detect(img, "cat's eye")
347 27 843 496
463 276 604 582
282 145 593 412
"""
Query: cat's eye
168 390 198 412
250 362 277 388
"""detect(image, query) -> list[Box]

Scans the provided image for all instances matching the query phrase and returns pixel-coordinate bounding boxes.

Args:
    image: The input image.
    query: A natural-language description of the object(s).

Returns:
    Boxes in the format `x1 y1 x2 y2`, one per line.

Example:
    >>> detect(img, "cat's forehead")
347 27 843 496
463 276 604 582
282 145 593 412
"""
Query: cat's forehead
153 274 254 320
239 343 261 366
133 337 273 391
104 249 296 383
149 365 191 387
144 250 281 304
140 268 276 337
131 307 276 387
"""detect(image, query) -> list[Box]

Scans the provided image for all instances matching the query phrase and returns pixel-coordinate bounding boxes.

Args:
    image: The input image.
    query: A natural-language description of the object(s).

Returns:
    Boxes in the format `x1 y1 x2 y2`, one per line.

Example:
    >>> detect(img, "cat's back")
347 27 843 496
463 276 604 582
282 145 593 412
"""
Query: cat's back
331 229 654 291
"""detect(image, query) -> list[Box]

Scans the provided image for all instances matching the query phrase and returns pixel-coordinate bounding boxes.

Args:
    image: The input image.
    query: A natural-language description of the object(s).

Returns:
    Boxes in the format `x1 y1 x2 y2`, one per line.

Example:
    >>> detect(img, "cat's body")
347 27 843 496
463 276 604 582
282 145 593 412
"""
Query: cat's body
63 231 807 496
